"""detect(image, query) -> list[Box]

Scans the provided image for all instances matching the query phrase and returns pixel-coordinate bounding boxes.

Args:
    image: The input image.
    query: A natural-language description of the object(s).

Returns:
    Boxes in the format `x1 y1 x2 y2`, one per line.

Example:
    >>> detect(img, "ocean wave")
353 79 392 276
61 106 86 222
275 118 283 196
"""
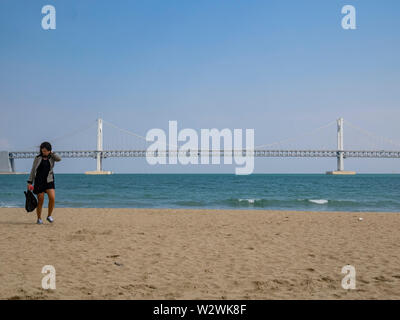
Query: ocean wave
308 199 328 204
218 198 282 207
299 198 363 207
0 201 20 208
238 198 259 204
216 197 364 209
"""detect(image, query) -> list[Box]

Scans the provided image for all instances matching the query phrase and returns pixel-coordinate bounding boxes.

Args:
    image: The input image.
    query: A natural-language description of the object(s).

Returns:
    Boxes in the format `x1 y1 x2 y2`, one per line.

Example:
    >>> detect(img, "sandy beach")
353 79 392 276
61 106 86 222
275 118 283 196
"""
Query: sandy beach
0 207 399 300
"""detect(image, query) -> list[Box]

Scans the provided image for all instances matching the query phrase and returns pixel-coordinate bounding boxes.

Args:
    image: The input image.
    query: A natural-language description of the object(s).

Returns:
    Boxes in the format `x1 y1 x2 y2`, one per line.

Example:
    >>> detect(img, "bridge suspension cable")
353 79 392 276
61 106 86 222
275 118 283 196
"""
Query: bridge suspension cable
254 120 336 149
22 117 398 152
103 119 340 150
50 120 97 144
102 120 148 142
102 119 181 148
17 119 97 151
344 120 400 149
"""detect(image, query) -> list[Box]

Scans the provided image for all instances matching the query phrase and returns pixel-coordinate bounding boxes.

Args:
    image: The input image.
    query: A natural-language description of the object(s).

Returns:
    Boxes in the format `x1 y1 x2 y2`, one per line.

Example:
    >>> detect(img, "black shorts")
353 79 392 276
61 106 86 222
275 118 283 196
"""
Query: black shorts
33 181 55 194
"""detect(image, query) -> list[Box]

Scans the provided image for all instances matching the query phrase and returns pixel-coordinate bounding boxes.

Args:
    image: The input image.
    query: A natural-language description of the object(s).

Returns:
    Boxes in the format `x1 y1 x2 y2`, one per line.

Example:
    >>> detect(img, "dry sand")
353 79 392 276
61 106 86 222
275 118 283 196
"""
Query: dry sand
0 207 399 300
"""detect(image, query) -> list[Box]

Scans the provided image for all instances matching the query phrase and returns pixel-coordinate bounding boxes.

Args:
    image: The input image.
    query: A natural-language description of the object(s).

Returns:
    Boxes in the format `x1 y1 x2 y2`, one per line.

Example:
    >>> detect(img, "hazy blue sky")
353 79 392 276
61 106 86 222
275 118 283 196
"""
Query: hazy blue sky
1 0 399 173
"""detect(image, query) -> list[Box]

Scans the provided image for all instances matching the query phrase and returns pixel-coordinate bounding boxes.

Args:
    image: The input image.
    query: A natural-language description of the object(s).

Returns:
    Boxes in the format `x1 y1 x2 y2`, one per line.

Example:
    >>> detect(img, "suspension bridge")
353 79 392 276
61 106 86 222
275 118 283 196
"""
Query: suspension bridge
1 117 400 175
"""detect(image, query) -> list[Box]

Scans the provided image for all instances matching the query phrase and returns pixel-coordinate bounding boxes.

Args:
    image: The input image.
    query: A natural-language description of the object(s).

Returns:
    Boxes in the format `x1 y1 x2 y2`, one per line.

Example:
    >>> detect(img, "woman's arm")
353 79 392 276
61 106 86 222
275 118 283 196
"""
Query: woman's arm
27 158 37 184
50 152 62 162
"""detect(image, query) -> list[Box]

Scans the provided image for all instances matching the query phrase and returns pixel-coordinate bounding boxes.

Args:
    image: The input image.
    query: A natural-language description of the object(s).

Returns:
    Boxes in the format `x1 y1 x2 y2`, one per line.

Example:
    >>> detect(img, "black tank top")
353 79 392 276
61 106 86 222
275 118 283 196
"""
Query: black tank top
35 158 50 184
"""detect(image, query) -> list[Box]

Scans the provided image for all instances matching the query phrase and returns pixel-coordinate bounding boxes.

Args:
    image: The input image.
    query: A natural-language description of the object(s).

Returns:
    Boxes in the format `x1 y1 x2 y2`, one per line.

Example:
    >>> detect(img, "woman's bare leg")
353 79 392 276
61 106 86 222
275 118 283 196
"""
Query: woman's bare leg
36 192 45 219
46 189 55 217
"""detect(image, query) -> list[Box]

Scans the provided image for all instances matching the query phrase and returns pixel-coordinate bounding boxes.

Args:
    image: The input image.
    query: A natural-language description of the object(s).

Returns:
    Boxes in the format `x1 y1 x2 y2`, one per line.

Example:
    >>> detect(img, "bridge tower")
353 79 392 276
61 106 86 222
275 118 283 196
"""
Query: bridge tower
337 117 344 171
96 117 103 172
326 117 356 175
85 117 112 175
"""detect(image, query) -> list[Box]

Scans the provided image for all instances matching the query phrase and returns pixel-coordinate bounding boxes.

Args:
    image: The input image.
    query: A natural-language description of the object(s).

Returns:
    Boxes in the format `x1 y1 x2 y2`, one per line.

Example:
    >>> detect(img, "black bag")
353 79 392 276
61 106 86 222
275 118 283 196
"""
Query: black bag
24 189 38 212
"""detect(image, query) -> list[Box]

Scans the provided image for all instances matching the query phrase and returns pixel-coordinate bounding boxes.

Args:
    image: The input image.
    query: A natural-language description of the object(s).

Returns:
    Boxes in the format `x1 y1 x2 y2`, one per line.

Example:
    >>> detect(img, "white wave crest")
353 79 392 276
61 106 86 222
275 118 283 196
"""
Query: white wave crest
308 199 328 204
238 198 257 204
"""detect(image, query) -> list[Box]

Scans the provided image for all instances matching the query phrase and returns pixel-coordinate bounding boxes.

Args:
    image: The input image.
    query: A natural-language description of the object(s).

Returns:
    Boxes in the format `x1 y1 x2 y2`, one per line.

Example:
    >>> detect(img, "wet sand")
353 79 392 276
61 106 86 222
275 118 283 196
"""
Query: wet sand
0 207 399 299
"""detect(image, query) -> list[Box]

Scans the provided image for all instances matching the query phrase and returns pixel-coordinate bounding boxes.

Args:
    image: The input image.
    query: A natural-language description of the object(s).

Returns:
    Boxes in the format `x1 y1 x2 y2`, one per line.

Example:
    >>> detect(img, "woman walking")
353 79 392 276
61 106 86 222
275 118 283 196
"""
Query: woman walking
27 142 61 224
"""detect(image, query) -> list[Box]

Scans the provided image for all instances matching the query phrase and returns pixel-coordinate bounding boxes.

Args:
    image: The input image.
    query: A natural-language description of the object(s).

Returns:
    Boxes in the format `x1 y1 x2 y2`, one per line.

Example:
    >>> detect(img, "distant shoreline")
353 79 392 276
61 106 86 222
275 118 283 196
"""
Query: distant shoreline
0 172 27 175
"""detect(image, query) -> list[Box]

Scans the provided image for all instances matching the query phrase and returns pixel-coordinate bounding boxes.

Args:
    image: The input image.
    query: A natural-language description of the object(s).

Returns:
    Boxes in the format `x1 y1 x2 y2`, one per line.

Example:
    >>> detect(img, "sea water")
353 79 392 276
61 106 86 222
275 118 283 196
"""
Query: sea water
1 174 400 212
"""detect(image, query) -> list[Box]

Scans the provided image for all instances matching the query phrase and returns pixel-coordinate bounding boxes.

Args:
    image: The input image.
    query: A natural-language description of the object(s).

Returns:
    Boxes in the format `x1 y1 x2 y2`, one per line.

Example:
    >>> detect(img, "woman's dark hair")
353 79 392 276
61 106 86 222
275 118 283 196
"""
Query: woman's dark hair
39 141 52 156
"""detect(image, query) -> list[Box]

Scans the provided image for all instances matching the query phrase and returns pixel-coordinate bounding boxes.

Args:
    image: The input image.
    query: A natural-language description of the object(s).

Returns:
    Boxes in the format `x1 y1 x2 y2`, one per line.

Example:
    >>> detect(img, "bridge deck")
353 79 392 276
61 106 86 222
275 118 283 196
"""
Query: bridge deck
8 150 400 159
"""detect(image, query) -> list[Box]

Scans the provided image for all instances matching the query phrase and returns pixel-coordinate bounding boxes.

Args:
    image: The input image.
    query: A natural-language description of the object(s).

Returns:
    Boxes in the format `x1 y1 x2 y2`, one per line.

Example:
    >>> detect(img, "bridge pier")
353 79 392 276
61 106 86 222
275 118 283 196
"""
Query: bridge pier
326 117 356 175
